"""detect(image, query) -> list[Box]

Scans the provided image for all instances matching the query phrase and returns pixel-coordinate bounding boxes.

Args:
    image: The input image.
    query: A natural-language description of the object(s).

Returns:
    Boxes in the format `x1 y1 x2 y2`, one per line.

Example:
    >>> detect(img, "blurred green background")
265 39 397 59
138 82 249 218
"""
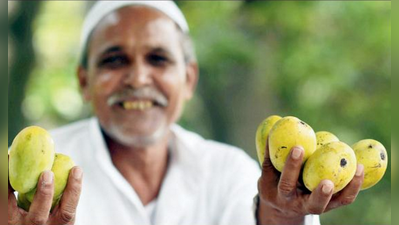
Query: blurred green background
8 1 391 224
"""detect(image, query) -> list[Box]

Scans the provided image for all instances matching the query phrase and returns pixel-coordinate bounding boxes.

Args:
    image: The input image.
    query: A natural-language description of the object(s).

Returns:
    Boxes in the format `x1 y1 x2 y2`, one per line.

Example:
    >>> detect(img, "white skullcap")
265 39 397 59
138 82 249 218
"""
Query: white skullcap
79 0 189 63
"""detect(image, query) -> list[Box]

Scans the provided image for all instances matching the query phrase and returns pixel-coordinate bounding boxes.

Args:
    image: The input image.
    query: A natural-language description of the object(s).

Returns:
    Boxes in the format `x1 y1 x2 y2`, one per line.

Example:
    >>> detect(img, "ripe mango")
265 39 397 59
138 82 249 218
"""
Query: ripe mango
24 188 36 206
269 116 317 172
52 154 75 198
303 141 357 194
352 139 388 190
316 131 339 149
256 115 282 165
26 153 75 202
9 126 55 193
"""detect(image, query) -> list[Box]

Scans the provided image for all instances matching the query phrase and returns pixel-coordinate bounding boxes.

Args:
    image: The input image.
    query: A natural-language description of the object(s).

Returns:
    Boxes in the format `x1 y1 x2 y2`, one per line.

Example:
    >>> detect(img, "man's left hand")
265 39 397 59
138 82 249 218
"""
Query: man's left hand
257 144 364 225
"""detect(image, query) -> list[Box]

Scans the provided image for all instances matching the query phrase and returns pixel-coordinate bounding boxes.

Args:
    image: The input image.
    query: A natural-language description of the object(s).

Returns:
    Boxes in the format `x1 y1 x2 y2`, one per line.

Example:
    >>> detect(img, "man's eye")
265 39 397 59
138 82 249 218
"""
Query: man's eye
99 56 129 68
148 55 168 66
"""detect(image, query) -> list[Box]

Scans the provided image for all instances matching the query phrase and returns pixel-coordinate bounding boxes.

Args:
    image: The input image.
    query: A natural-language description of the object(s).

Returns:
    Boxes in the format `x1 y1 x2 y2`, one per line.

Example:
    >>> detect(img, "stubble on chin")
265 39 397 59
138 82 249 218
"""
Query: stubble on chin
107 122 170 148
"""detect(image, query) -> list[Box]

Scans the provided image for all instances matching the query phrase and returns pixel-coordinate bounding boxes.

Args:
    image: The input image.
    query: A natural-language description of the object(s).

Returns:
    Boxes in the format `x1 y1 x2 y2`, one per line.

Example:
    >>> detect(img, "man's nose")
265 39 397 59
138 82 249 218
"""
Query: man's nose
123 62 153 88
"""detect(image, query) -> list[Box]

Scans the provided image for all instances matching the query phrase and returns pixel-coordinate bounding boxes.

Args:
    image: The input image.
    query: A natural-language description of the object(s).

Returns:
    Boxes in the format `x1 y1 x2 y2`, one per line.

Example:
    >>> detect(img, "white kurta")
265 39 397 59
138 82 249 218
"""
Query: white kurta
49 118 320 225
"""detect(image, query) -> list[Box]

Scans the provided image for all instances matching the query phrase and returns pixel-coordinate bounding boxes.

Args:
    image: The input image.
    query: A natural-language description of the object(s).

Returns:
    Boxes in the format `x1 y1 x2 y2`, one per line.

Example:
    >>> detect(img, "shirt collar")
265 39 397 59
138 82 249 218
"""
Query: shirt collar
88 117 204 222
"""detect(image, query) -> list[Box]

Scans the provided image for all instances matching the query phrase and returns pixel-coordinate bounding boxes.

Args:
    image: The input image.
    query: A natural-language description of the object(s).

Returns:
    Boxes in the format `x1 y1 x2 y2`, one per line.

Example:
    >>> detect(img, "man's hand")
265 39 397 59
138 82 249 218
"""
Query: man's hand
257 143 364 225
8 166 83 225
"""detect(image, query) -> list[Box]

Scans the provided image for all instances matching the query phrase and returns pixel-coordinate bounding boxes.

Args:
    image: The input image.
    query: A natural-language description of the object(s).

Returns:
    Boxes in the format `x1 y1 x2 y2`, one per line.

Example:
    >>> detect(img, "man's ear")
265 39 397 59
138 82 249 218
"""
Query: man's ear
77 66 91 101
184 61 199 100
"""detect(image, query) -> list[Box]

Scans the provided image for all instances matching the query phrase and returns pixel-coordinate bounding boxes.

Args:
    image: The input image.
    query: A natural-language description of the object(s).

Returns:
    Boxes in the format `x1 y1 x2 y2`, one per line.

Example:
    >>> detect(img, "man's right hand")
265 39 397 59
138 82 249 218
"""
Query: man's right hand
8 166 83 225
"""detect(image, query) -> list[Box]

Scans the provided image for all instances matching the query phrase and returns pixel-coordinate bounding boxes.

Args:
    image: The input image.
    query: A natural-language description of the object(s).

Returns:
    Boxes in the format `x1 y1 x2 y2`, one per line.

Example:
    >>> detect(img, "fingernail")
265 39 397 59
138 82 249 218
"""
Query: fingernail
42 171 53 187
356 164 364 177
292 147 303 160
322 181 334 194
73 167 83 180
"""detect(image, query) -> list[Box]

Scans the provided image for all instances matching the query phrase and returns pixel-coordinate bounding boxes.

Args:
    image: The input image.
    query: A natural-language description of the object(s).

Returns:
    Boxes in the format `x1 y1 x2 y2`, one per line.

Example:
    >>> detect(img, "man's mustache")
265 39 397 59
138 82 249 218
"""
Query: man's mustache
107 87 169 107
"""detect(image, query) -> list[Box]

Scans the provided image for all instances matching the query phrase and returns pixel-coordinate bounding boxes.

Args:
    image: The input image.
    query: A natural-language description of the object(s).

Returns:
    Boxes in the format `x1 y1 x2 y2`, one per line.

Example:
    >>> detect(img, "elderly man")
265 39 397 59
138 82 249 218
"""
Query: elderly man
8 1 365 225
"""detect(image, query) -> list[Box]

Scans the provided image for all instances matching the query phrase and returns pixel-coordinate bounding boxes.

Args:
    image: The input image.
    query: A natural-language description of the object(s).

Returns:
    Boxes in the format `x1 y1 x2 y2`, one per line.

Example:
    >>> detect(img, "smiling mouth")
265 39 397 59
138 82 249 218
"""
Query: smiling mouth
118 100 158 111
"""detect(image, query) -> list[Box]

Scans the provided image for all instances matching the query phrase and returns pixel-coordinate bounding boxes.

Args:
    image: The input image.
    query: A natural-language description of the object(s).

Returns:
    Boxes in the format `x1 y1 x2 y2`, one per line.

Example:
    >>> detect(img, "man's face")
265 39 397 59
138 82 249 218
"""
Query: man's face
79 6 197 147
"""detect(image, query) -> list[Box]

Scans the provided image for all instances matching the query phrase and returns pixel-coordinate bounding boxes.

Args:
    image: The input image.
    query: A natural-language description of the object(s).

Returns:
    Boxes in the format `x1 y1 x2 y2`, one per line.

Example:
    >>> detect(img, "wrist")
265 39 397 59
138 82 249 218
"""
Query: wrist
257 198 305 225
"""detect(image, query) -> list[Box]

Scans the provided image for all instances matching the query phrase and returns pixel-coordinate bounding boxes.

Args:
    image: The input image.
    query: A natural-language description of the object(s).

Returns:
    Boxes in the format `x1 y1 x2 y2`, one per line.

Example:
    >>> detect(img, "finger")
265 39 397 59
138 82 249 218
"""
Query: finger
326 164 364 211
8 178 22 224
304 180 334 215
8 154 22 224
53 166 83 224
27 171 54 225
278 146 304 198
258 138 280 203
260 138 279 185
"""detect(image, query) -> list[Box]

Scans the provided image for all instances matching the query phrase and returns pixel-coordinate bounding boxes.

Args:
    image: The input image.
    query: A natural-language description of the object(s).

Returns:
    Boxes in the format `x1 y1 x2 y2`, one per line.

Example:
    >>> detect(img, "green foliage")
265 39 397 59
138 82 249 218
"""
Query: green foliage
10 1 390 224
21 1 88 127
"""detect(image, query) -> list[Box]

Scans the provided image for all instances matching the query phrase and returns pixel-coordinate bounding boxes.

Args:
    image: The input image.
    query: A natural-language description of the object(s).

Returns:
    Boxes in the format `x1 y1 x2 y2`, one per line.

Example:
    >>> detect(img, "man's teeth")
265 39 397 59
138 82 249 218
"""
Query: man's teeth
122 101 153 110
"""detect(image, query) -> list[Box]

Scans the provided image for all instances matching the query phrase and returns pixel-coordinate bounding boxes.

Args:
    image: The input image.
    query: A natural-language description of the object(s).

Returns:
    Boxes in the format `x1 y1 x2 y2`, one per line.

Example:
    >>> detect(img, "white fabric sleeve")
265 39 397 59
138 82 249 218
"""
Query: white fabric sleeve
215 149 261 225
305 214 321 225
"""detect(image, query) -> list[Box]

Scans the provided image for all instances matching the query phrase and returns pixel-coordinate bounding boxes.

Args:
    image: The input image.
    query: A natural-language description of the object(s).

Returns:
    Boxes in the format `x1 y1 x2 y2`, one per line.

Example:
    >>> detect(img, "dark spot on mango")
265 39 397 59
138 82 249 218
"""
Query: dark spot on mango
300 121 306 126
25 134 32 142
368 144 373 149
281 146 287 149
380 152 386 161
340 158 347 167
372 164 382 169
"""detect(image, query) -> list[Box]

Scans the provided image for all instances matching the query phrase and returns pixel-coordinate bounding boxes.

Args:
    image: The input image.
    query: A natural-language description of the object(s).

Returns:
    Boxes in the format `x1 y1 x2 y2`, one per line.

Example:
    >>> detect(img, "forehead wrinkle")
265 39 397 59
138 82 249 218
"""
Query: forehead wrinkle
97 45 173 59
88 6 183 63
92 30 179 60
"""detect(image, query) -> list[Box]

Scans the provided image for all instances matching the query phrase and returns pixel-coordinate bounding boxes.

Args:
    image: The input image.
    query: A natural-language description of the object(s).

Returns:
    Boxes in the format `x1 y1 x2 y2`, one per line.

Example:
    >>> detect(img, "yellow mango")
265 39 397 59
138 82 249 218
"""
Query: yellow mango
26 153 75 202
303 141 357 194
25 187 36 204
352 139 388 190
52 153 75 198
316 131 339 149
269 116 317 172
255 115 282 165
9 126 55 193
